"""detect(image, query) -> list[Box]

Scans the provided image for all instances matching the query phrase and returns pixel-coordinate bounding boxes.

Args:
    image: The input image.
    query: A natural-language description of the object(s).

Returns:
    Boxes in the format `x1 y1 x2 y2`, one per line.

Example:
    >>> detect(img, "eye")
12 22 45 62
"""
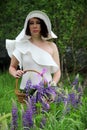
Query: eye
29 21 34 25
29 19 41 25
36 21 41 24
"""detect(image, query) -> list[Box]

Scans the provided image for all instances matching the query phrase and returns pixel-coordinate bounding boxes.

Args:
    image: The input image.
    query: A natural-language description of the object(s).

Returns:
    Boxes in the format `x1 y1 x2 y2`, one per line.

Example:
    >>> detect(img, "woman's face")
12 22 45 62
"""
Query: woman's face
29 18 41 37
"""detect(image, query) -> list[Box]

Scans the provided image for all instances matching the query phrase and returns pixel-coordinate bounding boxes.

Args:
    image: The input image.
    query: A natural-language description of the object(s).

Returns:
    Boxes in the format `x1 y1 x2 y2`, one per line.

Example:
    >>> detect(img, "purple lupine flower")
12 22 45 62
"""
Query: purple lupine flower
44 87 56 96
32 84 41 91
44 87 56 101
23 69 57 117
68 92 76 106
30 96 37 114
72 74 79 86
40 117 46 128
76 87 83 106
25 79 32 89
25 79 32 97
39 80 45 88
22 111 27 129
22 98 33 129
77 93 82 105
55 89 66 103
32 85 53 112
11 103 18 130
63 87 83 113
40 68 47 77
78 87 82 93
35 91 49 112
55 95 64 103
77 84 83 96
63 96 68 105
42 100 50 111
39 85 56 103
22 108 33 129
68 92 81 108
72 78 78 86
36 91 42 103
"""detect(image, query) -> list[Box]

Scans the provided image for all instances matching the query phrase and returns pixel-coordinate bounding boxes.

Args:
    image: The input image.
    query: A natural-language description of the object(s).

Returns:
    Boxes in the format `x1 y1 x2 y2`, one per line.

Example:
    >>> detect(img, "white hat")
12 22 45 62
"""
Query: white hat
16 10 57 41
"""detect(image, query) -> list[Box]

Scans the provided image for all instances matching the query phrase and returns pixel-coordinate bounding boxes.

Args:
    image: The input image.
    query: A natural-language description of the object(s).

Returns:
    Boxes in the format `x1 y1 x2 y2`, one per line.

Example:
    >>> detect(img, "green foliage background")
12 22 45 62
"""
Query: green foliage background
0 0 87 73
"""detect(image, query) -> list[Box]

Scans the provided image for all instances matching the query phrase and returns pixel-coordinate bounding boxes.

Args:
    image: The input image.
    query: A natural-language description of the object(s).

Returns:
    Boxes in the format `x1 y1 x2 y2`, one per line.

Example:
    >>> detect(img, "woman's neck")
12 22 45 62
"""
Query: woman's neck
30 36 44 45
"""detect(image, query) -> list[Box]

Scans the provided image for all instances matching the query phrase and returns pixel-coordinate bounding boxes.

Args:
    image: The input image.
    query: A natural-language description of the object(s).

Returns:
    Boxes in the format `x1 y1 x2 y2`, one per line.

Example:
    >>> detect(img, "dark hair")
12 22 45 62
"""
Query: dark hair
25 18 48 38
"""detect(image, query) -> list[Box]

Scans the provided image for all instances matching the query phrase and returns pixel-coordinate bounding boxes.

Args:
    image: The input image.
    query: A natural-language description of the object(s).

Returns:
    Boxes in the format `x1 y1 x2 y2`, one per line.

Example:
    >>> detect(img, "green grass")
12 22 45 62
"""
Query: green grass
0 71 87 130
0 71 17 113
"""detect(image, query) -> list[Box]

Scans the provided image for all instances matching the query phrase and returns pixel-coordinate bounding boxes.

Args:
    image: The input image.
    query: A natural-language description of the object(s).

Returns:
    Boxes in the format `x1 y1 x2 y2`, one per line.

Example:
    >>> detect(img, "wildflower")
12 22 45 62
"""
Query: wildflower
40 117 46 128
11 102 18 130
25 79 37 98
25 79 32 97
77 83 83 96
68 92 76 106
22 98 33 129
36 91 42 103
42 100 50 110
22 108 33 129
23 69 57 123
55 95 64 103
30 96 37 114
72 74 79 86
40 68 47 77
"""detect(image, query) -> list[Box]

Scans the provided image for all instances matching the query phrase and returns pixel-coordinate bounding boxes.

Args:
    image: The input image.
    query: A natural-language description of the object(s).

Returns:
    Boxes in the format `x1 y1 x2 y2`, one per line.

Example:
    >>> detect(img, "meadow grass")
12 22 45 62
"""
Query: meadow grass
0 71 16 114
0 71 87 130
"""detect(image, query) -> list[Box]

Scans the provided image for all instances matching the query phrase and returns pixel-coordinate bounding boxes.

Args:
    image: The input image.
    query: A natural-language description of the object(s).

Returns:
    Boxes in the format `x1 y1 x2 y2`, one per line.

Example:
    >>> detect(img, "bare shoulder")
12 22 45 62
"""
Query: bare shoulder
47 41 58 50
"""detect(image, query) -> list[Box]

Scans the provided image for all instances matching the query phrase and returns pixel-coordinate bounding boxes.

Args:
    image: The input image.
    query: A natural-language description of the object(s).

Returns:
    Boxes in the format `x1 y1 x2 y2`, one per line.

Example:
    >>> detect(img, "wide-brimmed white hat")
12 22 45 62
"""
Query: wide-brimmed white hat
16 10 57 41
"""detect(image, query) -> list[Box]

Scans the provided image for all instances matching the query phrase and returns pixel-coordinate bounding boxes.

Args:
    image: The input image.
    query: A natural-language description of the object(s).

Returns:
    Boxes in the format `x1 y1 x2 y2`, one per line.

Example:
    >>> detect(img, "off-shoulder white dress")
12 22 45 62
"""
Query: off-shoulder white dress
6 39 59 89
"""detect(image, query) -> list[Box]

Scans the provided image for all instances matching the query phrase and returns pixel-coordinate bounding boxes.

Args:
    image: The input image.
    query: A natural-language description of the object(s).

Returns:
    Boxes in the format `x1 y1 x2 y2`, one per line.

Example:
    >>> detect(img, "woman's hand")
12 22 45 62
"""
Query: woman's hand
15 70 24 78
9 56 24 78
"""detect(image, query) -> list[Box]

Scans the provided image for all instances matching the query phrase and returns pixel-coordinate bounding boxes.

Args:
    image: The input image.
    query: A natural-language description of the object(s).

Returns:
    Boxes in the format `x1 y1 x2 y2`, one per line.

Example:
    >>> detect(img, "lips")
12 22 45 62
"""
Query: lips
33 30 39 33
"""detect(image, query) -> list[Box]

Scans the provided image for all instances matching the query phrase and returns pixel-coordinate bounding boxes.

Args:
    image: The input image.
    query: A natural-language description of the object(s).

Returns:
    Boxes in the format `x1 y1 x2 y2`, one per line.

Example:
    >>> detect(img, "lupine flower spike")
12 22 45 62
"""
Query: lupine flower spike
11 101 18 130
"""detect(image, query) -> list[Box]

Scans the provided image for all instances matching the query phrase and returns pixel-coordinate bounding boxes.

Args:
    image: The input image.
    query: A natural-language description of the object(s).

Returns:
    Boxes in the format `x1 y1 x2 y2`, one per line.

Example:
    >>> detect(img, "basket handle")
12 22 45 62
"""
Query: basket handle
15 69 43 90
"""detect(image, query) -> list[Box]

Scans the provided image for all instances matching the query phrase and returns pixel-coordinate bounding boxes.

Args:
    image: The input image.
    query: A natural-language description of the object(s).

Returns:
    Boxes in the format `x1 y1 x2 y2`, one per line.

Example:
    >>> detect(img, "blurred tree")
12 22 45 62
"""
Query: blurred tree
0 0 87 74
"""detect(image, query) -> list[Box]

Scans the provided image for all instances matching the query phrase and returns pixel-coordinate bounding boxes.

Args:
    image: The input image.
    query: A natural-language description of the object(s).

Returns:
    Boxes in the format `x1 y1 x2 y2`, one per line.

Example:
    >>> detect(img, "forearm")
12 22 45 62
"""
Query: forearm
9 65 17 77
52 70 61 84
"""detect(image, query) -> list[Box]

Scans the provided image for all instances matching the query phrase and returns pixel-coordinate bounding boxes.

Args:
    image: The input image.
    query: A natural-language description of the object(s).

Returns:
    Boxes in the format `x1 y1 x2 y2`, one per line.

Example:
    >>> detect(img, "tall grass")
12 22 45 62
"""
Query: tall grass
0 71 16 113
0 71 87 130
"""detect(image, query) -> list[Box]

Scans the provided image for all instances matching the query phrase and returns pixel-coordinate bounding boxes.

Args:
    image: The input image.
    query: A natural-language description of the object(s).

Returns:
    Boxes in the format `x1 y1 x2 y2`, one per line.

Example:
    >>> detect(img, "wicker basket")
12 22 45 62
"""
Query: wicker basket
15 70 42 103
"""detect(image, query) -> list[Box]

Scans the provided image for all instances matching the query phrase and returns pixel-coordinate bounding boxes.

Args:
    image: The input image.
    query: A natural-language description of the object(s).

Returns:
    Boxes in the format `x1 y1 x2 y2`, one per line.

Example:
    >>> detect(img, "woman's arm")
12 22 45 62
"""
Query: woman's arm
52 43 61 84
9 55 24 78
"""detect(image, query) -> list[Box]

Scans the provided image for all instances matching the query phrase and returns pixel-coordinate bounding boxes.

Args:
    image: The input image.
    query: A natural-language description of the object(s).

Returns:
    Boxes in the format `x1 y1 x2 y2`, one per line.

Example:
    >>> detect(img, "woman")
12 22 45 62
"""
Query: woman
6 10 61 90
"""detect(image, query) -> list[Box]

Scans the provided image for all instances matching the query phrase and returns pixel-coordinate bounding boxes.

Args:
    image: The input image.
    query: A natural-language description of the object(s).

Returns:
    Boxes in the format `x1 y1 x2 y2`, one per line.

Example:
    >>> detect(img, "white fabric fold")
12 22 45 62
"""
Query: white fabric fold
15 29 57 42
15 40 59 73
6 39 16 57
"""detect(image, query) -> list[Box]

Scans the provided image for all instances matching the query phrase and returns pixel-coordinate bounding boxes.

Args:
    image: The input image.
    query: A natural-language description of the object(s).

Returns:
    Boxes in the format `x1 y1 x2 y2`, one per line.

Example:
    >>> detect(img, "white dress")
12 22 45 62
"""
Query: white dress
8 39 59 89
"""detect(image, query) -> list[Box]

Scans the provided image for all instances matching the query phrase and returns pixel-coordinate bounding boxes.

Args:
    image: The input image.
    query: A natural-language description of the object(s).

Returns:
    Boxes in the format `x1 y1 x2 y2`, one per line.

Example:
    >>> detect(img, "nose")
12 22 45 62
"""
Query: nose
33 23 37 28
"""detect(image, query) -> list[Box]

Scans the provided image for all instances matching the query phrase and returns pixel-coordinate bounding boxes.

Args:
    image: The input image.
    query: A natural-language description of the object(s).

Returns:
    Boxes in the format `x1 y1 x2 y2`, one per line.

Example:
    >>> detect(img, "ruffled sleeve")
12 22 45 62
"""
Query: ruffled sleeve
13 49 22 68
6 39 16 57
6 39 23 68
